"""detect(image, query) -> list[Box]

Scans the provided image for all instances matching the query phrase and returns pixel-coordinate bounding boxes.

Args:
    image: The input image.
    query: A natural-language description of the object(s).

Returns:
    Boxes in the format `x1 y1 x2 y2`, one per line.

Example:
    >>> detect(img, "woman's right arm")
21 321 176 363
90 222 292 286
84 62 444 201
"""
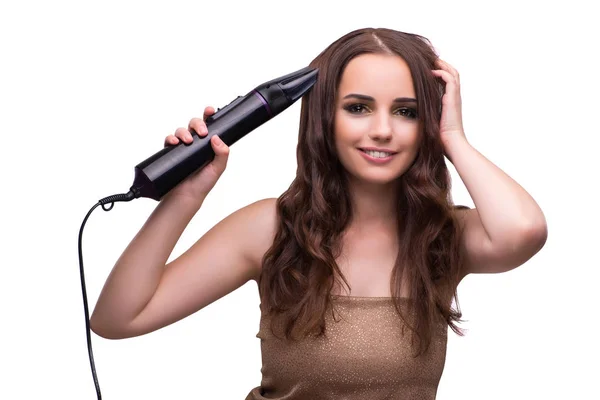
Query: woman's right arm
90 194 276 340
90 191 203 338
90 107 277 339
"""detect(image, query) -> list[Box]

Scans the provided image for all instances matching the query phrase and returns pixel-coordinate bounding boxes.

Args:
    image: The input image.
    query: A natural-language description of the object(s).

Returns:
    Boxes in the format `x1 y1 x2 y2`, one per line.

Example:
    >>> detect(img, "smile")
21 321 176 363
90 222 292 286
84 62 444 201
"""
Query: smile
358 148 396 163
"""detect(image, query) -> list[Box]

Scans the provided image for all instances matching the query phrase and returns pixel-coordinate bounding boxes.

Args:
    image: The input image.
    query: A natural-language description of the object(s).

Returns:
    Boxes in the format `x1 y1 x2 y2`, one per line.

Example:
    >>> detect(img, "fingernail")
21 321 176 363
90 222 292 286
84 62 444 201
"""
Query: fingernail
214 135 222 146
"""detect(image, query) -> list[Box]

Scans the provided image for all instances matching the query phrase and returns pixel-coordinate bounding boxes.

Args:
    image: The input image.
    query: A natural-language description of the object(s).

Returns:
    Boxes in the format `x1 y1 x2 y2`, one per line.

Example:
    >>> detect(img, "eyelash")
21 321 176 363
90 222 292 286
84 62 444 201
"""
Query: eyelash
343 103 418 119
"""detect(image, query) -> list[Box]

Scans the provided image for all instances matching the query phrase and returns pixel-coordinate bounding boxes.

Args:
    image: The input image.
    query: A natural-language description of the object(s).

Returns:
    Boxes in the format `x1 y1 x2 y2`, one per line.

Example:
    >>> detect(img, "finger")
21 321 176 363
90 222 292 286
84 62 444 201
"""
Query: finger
203 106 216 121
431 69 459 99
432 69 458 86
210 135 230 169
436 59 460 84
189 117 208 137
432 68 455 83
174 127 194 144
164 135 180 147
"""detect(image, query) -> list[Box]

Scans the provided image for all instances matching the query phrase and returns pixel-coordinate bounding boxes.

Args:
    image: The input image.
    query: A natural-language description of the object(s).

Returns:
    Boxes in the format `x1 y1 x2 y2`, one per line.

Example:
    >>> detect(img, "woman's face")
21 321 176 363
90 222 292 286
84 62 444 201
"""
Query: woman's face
334 53 421 187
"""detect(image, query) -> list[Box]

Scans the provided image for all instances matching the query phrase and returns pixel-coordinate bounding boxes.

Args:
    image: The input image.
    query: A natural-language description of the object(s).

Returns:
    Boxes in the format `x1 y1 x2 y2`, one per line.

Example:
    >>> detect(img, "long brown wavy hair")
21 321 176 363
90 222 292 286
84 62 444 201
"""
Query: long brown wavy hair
258 27 468 357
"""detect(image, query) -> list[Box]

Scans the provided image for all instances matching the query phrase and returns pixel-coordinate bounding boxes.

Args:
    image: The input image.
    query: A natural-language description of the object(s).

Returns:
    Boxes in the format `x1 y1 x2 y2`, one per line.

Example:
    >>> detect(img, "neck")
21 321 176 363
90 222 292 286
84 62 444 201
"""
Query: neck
346 177 399 231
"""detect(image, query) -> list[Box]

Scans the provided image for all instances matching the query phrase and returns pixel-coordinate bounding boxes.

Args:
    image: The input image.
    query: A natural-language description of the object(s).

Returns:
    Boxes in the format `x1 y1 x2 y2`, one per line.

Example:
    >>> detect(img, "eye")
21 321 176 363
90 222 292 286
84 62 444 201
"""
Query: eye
395 107 418 119
343 103 370 114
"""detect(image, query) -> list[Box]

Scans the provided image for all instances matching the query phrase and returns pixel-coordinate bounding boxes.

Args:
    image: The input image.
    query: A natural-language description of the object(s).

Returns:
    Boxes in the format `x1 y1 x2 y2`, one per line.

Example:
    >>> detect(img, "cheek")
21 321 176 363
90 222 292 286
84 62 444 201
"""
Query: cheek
335 116 367 143
393 123 421 149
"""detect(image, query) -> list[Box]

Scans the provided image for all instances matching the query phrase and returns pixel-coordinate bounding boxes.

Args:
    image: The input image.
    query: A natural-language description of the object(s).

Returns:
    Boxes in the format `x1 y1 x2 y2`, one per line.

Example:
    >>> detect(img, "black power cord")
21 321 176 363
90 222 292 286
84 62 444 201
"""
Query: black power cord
78 188 138 399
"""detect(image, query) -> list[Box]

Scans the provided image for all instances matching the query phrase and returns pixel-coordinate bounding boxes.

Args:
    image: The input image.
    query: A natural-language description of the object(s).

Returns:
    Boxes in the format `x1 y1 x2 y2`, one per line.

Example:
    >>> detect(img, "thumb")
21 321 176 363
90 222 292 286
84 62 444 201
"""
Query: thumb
211 135 230 169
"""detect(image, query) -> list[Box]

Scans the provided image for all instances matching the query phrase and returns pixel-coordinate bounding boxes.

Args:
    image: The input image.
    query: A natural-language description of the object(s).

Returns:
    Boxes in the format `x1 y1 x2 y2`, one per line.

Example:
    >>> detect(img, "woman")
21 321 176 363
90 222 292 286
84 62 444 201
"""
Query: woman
90 27 548 399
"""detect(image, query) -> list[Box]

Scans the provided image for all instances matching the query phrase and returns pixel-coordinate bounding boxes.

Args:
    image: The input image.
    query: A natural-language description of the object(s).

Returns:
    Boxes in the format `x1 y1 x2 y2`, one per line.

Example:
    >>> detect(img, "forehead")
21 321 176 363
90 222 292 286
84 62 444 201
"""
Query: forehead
338 53 415 98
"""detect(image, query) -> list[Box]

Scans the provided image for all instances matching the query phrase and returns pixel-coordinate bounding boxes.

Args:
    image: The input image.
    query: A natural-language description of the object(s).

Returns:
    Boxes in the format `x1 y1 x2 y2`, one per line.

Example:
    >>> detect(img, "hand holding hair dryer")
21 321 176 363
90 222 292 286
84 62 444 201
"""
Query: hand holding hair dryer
127 66 318 201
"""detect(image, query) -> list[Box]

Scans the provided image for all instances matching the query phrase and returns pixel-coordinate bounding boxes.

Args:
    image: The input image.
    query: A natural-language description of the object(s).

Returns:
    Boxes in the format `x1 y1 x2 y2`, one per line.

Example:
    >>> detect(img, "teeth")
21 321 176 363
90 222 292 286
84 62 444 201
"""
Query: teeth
363 150 392 158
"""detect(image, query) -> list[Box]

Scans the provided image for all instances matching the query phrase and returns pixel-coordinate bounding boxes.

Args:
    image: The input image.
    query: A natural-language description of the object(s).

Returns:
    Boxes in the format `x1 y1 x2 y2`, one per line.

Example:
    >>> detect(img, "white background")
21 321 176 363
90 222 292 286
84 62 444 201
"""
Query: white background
1 0 598 399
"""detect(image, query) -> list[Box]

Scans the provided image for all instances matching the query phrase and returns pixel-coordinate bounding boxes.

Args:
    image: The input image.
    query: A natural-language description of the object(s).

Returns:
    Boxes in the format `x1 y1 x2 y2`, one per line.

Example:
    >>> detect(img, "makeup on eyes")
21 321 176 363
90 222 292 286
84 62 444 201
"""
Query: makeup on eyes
342 101 418 118
341 94 418 116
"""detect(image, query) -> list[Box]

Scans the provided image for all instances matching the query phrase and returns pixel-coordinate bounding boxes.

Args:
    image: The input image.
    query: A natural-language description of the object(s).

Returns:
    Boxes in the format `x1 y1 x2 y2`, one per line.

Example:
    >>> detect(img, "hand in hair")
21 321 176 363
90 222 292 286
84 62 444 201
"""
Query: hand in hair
431 58 467 159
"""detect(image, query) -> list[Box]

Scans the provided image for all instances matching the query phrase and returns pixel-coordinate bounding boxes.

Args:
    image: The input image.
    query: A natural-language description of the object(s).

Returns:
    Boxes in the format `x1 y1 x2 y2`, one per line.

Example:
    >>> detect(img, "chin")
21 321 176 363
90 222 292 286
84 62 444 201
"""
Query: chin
349 171 404 187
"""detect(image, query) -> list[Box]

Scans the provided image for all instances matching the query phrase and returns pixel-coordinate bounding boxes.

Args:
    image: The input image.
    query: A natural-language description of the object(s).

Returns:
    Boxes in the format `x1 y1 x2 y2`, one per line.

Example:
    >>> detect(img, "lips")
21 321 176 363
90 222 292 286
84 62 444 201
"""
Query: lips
357 148 396 164
358 148 398 154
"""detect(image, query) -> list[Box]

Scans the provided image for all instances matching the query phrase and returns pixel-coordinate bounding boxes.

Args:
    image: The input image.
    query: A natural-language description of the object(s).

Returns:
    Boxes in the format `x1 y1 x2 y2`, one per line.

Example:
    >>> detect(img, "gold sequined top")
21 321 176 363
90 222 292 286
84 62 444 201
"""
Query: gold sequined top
245 296 448 400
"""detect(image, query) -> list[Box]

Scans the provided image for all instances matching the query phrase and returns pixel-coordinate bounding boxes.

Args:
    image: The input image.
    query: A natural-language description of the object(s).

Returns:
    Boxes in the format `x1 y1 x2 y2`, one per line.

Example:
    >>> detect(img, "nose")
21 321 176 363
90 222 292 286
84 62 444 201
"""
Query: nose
368 112 393 141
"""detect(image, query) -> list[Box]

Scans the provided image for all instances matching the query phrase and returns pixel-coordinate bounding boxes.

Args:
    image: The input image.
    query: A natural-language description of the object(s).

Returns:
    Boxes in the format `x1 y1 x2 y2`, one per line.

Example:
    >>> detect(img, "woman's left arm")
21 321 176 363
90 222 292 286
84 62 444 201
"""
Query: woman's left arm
432 59 548 279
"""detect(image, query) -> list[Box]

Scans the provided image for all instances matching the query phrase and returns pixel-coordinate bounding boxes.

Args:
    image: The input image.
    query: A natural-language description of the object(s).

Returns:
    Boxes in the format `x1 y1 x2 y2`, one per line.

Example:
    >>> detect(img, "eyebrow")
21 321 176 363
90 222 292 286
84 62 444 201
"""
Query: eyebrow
342 93 417 103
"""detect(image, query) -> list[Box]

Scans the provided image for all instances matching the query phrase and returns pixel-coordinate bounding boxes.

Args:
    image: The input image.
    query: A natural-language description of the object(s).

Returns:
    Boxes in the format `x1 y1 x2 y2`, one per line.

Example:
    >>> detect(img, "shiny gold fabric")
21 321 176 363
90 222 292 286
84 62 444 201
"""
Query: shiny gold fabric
245 296 448 400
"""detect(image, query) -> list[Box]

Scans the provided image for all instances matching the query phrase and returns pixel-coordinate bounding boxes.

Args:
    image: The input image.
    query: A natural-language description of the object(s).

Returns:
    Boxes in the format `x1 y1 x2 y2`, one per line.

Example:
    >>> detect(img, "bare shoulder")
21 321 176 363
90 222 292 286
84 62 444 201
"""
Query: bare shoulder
239 197 279 281
192 196 278 282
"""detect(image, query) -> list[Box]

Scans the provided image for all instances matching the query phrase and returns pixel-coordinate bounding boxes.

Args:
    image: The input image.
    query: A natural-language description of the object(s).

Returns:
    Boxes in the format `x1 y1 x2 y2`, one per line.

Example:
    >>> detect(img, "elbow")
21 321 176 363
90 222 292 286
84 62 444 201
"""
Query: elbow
494 217 548 253
90 313 133 340
90 316 117 339
494 218 548 266
502 218 548 262
521 215 548 255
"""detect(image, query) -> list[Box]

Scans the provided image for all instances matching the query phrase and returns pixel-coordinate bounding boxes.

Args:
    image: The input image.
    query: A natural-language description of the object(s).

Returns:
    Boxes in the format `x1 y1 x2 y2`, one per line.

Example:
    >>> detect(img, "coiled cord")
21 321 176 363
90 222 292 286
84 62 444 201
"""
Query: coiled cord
79 188 138 399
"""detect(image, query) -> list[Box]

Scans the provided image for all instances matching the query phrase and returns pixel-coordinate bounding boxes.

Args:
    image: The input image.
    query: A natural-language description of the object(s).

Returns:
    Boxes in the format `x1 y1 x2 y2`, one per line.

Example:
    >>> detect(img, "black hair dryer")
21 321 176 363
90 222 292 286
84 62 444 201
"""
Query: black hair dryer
124 66 318 202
